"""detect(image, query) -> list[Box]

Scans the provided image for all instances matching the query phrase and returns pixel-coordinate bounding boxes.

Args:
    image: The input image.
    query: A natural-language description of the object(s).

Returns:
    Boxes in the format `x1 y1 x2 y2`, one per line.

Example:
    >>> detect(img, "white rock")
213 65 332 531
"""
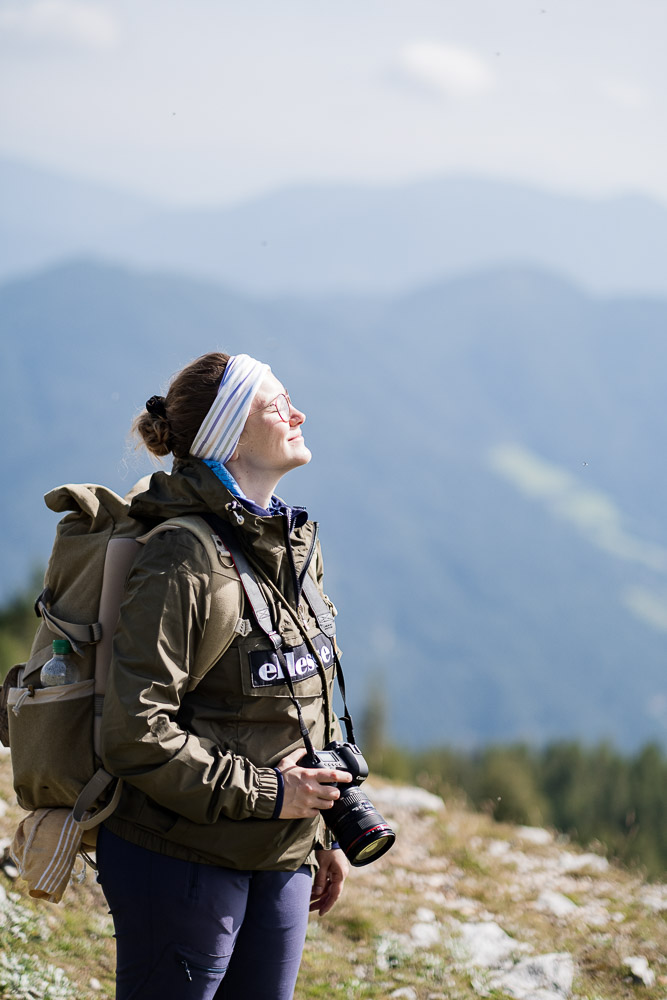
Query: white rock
516 826 553 845
579 905 609 928
441 896 488 918
416 907 436 922
640 885 667 911
495 849 550 874
535 890 578 918
391 989 418 1000
559 851 608 874
366 784 445 812
451 921 530 968
89 979 102 991
412 922 440 947
487 839 511 857
376 933 415 971
421 873 452 888
623 956 655 987
489 952 575 1000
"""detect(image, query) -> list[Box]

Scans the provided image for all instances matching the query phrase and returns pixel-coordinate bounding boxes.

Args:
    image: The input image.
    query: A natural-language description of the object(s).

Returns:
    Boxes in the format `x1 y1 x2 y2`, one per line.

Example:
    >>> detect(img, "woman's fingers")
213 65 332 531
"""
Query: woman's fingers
276 753 352 819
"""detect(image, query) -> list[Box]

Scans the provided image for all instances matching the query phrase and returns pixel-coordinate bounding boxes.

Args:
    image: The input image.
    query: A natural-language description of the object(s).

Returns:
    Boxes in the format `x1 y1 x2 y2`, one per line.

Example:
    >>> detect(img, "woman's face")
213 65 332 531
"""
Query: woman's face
232 372 311 477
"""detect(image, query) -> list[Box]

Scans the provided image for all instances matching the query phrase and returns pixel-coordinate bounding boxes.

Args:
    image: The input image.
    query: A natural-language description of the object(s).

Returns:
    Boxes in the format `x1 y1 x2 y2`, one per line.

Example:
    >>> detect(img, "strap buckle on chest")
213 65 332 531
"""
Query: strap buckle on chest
211 534 230 559
315 611 335 638
267 630 283 652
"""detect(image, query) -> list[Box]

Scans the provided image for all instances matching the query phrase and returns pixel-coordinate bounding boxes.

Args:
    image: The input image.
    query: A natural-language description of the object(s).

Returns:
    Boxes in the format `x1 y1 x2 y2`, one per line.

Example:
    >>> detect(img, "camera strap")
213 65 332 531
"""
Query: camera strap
300 575 356 746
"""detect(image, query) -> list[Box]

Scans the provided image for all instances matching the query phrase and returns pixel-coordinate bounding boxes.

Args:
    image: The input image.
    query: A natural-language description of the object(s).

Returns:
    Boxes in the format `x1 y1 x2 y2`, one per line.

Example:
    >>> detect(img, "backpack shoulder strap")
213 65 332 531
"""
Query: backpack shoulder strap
138 515 244 691
73 514 243 830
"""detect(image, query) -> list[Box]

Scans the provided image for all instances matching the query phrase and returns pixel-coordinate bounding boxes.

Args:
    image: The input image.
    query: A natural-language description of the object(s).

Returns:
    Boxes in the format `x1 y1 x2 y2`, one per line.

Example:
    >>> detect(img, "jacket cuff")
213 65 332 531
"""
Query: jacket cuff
253 766 280 819
271 768 285 819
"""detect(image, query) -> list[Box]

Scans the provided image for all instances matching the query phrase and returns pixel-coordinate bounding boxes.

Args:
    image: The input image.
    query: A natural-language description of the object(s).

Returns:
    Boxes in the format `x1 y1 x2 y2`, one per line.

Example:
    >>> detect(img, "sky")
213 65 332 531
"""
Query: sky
1 0 666 208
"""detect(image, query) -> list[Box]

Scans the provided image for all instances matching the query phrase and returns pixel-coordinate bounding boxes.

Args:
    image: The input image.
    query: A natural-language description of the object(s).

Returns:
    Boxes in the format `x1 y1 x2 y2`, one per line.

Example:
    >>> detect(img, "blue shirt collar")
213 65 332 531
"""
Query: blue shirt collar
203 459 309 526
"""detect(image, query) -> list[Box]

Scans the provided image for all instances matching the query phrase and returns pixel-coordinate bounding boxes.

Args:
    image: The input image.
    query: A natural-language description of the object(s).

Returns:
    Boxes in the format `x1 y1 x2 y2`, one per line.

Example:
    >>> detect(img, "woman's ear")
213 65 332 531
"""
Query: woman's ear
228 424 248 462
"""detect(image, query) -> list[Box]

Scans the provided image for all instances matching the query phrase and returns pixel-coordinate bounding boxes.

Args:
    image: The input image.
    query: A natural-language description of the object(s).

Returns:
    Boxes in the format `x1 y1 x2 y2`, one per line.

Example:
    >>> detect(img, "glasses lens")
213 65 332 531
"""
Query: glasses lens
275 395 291 421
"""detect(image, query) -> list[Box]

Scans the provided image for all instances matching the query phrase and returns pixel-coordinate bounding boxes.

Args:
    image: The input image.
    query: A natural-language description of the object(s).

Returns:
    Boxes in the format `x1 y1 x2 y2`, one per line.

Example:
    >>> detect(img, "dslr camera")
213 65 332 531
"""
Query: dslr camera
303 740 395 866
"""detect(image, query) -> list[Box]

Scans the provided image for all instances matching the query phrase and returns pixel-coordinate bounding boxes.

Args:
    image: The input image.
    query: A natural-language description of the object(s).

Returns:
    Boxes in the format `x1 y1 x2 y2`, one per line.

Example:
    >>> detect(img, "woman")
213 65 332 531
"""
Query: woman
98 352 351 1000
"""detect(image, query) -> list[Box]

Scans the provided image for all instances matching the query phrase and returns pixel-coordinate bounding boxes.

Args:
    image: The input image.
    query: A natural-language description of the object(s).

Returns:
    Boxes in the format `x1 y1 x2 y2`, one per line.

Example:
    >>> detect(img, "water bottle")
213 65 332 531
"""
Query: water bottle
40 639 78 686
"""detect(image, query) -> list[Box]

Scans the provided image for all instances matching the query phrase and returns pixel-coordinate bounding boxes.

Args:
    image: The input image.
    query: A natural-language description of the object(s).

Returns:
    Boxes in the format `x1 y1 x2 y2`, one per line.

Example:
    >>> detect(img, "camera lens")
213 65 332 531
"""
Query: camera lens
353 831 395 864
325 786 395 867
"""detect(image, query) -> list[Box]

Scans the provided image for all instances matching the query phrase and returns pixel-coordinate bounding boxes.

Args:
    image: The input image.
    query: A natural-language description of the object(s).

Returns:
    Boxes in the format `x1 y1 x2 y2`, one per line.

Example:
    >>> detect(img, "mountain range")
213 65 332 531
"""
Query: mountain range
3 254 667 752
3 155 667 297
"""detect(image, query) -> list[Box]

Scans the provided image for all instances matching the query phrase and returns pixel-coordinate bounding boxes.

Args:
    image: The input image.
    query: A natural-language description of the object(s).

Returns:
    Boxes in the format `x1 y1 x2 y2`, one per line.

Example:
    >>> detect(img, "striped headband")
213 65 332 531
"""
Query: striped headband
190 354 270 465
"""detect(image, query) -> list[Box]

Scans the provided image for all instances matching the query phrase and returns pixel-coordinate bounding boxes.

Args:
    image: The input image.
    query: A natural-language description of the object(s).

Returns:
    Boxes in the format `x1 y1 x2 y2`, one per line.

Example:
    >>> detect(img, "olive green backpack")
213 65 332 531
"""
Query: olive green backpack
1 480 243 837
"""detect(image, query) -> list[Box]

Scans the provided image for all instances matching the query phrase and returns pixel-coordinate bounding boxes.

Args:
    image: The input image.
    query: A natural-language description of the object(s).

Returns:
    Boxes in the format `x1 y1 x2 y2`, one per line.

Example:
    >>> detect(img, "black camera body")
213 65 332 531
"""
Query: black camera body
303 740 395 867
306 740 369 786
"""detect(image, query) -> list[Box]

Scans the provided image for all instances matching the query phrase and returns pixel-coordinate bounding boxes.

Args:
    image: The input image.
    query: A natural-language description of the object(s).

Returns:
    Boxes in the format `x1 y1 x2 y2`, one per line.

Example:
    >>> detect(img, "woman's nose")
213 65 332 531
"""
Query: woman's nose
290 405 306 426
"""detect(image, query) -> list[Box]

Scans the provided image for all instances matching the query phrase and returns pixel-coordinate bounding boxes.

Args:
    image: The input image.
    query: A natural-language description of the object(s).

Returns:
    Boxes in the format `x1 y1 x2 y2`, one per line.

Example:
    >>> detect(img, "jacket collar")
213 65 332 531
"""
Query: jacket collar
128 457 313 582
201 457 308 528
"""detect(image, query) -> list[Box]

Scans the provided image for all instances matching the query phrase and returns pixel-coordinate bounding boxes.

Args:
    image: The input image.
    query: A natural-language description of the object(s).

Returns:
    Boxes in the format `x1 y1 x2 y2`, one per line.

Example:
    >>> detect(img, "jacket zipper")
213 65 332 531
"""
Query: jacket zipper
282 515 301 608
225 500 245 525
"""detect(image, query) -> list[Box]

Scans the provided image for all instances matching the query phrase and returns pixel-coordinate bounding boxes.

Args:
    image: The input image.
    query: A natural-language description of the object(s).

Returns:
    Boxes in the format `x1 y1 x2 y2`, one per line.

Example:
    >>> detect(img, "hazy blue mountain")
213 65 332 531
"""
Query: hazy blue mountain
4 259 667 752
98 177 667 298
4 156 667 297
0 156 163 278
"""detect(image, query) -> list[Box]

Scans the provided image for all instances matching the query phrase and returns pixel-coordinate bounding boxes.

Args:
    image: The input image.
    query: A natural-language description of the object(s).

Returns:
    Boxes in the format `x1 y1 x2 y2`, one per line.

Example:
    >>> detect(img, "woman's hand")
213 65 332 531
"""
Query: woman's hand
310 848 351 915
276 748 352 819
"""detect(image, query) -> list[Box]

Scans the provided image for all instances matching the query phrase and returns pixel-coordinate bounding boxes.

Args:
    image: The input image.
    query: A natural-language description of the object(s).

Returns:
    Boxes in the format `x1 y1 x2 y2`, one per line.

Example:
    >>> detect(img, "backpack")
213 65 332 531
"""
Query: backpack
1 480 243 841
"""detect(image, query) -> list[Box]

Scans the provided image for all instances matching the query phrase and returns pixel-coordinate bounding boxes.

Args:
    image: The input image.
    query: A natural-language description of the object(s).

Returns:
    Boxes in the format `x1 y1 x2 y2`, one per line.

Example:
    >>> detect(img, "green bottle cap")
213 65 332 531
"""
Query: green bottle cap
52 639 72 655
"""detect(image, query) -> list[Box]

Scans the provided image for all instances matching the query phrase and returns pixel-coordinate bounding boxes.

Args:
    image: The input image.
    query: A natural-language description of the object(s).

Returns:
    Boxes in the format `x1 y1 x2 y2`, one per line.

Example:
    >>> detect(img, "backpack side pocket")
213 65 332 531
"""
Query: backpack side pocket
7 679 95 811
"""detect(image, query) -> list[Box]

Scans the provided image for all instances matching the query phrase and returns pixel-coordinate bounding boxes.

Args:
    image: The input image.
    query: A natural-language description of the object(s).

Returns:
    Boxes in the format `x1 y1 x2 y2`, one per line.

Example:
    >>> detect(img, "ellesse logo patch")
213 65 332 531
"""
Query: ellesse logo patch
248 634 334 688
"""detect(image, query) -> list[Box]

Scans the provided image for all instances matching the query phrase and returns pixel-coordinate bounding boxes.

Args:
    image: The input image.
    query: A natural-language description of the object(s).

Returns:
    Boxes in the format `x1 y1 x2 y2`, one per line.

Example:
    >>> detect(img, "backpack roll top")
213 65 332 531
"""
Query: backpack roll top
23 484 144 686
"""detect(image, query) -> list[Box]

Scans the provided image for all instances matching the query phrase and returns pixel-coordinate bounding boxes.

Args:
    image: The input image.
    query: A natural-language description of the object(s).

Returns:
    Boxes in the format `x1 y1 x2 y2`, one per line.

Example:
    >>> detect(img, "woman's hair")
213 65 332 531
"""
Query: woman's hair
133 352 230 459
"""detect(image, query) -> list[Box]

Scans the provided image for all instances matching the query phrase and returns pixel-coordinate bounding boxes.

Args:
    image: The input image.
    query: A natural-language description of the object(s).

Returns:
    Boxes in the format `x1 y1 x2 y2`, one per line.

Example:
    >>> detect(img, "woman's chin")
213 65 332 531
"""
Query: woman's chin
292 444 312 467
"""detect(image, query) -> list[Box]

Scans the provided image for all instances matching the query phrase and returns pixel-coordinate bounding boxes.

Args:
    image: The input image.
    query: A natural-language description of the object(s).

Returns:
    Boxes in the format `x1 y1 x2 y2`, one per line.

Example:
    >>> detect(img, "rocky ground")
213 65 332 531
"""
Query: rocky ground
320 782 667 1000
0 753 665 998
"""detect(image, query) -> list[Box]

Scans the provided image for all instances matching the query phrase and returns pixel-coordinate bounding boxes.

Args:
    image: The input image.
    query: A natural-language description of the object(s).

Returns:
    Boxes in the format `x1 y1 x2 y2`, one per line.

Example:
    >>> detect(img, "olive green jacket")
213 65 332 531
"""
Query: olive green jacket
101 458 340 870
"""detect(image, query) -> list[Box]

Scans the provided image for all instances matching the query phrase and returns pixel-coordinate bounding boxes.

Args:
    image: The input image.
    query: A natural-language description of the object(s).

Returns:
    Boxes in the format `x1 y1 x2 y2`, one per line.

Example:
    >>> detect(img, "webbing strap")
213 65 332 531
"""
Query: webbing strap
34 590 102 656
72 768 123 830
300 575 335 639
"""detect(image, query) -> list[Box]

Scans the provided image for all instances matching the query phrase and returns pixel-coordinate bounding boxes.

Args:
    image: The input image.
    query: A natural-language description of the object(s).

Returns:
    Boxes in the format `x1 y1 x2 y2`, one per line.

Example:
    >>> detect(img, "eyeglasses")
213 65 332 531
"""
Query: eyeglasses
250 393 292 423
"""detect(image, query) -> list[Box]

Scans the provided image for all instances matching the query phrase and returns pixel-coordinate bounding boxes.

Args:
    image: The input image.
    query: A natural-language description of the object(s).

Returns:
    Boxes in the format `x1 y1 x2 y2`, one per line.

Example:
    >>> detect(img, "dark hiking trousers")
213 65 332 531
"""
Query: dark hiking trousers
96 826 312 1000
